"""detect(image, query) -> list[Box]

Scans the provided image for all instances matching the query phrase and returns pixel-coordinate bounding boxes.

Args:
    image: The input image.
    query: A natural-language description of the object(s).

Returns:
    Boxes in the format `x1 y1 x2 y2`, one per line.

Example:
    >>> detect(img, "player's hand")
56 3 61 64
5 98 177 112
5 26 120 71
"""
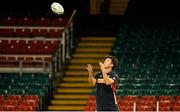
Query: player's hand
99 62 105 72
86 64 93 74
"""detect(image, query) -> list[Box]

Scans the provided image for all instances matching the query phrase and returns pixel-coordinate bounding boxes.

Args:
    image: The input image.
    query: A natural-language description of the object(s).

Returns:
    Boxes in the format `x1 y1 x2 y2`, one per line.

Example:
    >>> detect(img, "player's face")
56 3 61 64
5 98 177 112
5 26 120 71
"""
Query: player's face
103 58 113 68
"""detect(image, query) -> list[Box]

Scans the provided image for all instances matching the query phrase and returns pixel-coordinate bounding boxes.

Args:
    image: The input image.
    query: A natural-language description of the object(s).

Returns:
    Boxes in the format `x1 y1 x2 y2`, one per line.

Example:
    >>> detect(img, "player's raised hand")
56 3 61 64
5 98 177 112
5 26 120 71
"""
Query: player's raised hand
99 62 105 72
86 64 93 74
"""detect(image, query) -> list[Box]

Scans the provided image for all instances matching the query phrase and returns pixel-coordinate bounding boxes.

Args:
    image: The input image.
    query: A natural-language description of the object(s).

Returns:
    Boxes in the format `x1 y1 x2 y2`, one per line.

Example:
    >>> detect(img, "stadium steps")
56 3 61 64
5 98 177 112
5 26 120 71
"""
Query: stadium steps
109 0 129 15
48 36 115 111
72 53 108 58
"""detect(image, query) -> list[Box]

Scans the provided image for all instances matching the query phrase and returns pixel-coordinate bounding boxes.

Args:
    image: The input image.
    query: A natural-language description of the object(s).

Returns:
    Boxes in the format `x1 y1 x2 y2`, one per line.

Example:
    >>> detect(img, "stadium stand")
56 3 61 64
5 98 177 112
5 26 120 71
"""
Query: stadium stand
0 9 76 110
114 23 180 111
84 23 180 111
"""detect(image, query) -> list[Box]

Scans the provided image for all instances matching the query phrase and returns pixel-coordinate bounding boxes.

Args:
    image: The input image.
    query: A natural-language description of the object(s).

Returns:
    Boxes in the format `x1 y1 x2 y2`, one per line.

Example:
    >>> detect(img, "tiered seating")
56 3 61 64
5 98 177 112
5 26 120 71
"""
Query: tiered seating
0 29 14 37
0 39 60 54
0 73 51 110
0 15 67 38
110 23 180 111
84 95 180 111
0 16 68 26
0 28 63 38
0 14 65 111
0 95 40 111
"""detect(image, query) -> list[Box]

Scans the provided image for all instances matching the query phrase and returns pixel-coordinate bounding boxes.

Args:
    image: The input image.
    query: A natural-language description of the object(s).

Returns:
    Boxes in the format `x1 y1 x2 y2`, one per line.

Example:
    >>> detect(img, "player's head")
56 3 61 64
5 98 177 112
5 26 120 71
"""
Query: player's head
103 55 118 70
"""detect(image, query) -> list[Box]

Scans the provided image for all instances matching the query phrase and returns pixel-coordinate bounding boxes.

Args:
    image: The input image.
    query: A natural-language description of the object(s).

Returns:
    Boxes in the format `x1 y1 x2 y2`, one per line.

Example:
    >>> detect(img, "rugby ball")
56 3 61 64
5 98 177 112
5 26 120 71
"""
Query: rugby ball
51 2 64 15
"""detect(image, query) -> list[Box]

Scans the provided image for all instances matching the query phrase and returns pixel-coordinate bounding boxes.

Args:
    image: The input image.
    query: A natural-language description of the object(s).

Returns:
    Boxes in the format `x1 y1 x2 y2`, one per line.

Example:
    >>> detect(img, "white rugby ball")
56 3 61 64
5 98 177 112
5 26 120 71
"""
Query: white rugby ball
51 2 64 15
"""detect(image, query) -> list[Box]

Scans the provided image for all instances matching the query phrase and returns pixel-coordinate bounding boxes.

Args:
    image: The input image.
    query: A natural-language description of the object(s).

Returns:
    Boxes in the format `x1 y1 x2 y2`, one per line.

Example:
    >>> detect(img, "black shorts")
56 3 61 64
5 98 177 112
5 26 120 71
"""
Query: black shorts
96 104 119 111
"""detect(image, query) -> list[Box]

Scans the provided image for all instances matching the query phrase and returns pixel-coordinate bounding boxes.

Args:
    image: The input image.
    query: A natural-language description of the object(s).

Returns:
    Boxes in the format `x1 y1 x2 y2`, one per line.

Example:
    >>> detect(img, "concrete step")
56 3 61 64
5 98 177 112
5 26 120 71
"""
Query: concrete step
53 94 89 100
51 100 87 105
78 42 113 47
57 88 92 93
81 37 115 41
72 53 108 58
48 105 84 111
76 48 111 53
58 83 90 88
62 77 88 82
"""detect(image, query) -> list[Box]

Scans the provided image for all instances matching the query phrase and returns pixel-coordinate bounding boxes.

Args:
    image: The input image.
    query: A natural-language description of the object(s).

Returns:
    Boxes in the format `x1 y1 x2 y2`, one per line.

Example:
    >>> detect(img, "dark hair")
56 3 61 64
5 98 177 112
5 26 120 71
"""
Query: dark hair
105 55 118 69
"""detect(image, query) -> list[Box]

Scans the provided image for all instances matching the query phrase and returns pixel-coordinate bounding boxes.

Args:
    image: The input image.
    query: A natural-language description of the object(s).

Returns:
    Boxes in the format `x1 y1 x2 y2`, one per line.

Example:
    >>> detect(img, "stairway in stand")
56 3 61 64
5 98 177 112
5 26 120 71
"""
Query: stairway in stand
48 36 115 111
109 0 129 15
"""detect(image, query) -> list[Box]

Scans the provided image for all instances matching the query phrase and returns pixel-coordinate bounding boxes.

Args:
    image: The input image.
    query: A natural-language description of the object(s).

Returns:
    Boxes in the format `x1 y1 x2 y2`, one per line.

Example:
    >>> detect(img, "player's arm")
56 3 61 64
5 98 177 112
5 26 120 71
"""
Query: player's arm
86 64 96 87
102 71 114 85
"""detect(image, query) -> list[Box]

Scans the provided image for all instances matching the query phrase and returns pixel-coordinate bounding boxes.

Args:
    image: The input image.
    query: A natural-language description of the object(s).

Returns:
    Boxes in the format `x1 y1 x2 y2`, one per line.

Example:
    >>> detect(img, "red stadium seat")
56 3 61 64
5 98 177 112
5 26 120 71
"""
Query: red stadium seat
51 17 68 26
45 40 60 47
31 29 48 37
119 105 134 111
23 95 40 103
20 45 40 54
0 40 9 53
20 40 44 54
2 100 19 106
28 40 44 47
48 29 63 37
159 95 174 102
0 28 14 37
5 45 19 54
18 17 33 26
16 105 35 111
19 100 39 109
88 96 96 101
34 17 50 26
6 95 22 101
137 105 154 111
141 96 157 102
123 96 139 102
15 28 31 37
36 57 52 61
0 95 5 103
116 96 121 104
84 105 96 111
176 96 180 101
173 102 180 111
40 45 57 54
0 105 16 111
4 40 26 54
1 16 17 26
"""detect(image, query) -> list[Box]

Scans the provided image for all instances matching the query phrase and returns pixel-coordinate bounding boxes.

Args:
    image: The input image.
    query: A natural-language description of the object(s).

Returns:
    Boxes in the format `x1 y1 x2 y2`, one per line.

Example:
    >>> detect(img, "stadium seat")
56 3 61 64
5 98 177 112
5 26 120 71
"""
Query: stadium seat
6 95 22 101
18 17 33 26
123 96 139 102
0 28 14 37
23 95 40 103
51 17 68 26
16 105 35 111
0 16 17 26
48 29 63 37
34 17 50 26
31 29 48 37
15 28 31 37
173 102 180 111
0 95 5 103
136 105 154 111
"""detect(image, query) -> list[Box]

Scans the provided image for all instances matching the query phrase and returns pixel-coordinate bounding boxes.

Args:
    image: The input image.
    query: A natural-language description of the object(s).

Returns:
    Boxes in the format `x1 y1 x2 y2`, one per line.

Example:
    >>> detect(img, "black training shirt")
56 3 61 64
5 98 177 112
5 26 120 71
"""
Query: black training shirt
94 71 119 106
